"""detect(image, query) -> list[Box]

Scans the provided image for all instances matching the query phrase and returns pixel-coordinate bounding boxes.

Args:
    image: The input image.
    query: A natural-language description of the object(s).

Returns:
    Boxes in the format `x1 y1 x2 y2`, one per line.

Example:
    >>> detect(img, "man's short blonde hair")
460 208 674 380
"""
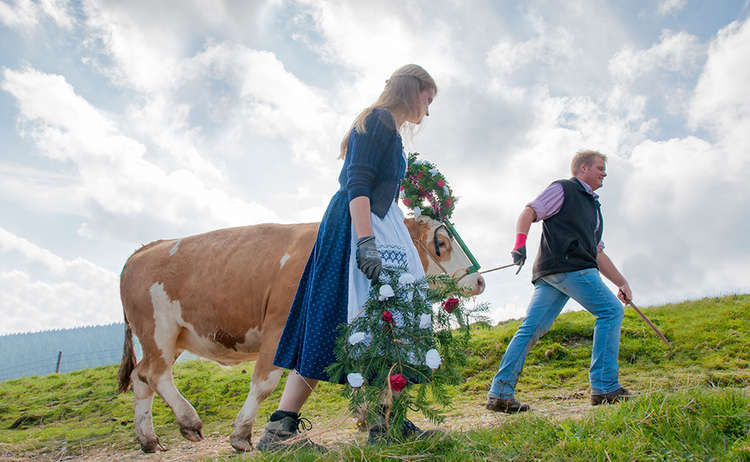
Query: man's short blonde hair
571 150 607 175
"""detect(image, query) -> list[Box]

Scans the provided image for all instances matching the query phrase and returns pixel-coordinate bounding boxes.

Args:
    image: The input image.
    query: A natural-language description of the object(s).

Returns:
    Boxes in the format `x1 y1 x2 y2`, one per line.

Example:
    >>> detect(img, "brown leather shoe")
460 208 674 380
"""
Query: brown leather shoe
486 395 530 414
591 387 632 406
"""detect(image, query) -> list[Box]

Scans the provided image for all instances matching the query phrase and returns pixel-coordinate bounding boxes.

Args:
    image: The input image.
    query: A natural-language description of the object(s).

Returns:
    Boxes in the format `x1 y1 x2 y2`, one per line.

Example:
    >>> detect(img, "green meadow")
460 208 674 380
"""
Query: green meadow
1 294 748 461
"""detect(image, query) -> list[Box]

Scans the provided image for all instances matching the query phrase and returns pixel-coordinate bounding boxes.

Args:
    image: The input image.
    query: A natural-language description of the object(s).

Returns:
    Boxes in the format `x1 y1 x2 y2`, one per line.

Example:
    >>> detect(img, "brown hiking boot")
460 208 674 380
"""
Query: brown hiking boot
486 395 530 414
256 414 326 453
591 387 632 406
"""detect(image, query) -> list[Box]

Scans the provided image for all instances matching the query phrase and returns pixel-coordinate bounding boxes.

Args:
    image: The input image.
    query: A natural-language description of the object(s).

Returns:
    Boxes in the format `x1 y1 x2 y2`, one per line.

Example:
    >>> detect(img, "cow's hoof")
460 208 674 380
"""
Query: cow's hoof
230 435 253 452
140 437 167 453
180 424 204 442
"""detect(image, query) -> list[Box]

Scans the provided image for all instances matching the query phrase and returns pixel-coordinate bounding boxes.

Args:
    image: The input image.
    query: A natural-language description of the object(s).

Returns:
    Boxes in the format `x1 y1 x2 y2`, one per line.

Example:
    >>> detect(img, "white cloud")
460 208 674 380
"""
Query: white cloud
0 0 72 30
486 17 576 78
295 0 470 108
1 1 749 335
79 1 345 183
0 227 121 334
0 226 116 286
658 0 688 15
39 0 73 28
607 19 750 304
0 163 84 214
1 67 281 239
180 42 340 166
691 18 750 154
0 270 120 334
609 30 704 82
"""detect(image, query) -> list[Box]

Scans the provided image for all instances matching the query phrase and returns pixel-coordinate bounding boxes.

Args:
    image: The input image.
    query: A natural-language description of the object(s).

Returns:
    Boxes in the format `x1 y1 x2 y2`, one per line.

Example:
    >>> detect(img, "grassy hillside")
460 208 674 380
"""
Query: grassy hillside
1 294 749 460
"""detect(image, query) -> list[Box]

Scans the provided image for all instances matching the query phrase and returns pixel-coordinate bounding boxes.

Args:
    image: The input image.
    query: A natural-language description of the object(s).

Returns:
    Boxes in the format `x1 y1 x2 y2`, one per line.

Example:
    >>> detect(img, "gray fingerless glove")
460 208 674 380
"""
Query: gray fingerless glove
356 235 382 281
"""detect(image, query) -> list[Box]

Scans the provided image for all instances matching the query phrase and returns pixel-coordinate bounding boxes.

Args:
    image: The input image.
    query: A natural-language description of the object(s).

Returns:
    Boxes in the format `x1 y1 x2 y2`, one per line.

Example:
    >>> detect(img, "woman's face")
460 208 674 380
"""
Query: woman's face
410 87 436 124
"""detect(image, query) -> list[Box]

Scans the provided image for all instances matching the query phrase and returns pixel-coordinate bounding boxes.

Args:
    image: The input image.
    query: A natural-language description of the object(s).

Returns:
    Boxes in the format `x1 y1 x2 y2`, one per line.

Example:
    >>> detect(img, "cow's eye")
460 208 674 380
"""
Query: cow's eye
439 241 447 247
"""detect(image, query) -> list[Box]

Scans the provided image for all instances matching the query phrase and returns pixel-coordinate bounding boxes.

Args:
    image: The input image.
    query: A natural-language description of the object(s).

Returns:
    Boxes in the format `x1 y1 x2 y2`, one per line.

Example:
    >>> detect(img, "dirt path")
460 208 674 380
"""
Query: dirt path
2 395 592 461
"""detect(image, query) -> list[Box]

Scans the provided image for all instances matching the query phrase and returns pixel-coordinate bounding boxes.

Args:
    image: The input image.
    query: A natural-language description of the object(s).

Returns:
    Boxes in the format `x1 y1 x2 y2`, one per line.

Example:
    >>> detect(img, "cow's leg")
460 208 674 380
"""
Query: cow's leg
135 344 202 449
229 334 284 452
146 342 203 442
132 350 203 451
153 369 204 442
132 370 162 452
146 284 204 442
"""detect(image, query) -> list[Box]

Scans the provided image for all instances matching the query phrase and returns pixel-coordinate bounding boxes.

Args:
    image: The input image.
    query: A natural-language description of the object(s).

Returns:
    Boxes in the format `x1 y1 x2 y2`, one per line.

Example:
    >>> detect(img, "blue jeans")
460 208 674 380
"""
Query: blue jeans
489 268 624 397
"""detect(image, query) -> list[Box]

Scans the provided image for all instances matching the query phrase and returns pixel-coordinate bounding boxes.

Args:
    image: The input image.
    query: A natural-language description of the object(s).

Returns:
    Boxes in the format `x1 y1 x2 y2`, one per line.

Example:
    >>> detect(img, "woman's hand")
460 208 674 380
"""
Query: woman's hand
356 236 382 281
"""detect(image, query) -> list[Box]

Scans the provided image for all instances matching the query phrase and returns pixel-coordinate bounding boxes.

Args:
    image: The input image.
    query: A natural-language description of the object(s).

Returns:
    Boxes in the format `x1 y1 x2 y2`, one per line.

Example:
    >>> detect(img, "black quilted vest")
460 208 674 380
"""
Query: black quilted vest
532 178 603 283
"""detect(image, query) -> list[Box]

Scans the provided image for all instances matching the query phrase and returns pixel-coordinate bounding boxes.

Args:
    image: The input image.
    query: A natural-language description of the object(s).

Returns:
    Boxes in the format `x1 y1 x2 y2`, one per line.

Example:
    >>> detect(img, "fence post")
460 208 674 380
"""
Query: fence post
55 350 62 373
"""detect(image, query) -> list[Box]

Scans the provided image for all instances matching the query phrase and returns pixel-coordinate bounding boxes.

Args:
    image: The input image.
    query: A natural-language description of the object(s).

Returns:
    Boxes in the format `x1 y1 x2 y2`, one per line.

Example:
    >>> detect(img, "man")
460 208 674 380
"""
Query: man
487 150 633 413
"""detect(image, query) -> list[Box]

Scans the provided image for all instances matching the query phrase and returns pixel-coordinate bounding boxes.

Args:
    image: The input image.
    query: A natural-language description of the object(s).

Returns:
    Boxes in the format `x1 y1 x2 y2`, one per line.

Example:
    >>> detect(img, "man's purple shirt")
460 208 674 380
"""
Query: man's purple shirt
527 178 605 251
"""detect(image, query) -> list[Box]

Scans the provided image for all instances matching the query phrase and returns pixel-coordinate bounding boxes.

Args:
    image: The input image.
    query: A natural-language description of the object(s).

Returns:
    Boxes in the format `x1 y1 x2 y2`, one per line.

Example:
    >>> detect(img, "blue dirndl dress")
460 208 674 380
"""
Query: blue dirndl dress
273 109 426 383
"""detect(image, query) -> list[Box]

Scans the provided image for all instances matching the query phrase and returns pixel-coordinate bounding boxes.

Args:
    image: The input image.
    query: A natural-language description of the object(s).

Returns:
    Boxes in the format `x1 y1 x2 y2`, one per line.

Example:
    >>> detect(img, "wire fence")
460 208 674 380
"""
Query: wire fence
0 326 200 382
0 324 145 382
0 347 131 382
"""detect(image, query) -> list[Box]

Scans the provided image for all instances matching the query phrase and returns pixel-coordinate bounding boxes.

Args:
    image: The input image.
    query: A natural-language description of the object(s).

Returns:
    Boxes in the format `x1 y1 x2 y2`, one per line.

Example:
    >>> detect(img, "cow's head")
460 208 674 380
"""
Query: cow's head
405 217 485 296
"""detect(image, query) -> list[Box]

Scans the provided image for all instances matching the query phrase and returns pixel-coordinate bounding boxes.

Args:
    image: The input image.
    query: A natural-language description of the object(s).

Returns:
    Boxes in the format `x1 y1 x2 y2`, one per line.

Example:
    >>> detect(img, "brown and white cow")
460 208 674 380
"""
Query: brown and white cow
117 216 484 452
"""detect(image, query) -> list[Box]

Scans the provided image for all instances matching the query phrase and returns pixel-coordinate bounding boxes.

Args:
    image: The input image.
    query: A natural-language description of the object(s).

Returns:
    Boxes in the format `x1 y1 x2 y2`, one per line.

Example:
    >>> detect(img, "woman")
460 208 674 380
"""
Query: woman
257 64 437 452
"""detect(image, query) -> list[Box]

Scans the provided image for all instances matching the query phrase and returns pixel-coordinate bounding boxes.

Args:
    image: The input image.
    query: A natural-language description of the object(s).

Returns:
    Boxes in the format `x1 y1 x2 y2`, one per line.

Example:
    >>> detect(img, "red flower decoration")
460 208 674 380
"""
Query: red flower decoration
416 171 423 179
389 373 407 391
442 297 460 313
402 197 411 206
446 197 452 208
382 311 394 323
436 179 445 187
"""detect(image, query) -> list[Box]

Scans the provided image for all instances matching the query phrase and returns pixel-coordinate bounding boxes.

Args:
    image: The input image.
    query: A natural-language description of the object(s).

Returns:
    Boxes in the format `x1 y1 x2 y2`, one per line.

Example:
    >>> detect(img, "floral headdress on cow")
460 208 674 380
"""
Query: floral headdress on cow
400 152 456 222
401 152 481 275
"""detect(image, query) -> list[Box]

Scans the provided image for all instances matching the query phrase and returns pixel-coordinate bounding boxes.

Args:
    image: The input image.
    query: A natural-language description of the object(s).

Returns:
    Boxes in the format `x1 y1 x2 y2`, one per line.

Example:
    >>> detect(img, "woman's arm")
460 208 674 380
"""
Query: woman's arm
349 196 373 238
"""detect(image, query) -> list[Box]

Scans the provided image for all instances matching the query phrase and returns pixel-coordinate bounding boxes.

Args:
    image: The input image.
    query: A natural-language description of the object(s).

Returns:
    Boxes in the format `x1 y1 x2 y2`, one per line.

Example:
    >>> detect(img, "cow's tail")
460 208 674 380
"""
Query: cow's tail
117 317 136 394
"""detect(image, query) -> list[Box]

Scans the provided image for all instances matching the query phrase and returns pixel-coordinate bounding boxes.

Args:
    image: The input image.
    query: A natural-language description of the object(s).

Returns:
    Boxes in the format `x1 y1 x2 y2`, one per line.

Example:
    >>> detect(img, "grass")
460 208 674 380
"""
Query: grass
239 388 750 462
1 294 749 460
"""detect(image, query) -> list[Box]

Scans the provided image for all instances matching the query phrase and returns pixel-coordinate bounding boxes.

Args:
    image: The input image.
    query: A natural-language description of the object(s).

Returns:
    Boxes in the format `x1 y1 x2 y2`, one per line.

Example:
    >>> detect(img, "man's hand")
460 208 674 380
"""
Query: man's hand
356 236 382 281
511 233 527 275
617 283 632 304
511 247 526 274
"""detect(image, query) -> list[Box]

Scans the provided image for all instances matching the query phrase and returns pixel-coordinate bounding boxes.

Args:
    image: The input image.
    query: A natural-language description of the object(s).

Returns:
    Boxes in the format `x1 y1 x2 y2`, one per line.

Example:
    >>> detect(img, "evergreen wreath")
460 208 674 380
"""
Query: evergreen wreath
400 152 457 222
326 267 488 439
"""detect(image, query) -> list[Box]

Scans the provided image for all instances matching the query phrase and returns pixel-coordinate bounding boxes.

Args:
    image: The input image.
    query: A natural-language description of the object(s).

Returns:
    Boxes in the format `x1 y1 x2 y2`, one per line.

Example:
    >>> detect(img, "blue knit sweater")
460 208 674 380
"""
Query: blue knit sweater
339 108 405 219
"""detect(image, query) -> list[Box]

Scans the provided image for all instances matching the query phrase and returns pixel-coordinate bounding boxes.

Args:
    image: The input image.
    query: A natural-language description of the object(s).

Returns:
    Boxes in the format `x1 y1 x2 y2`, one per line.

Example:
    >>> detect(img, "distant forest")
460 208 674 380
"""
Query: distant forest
0 324 198 382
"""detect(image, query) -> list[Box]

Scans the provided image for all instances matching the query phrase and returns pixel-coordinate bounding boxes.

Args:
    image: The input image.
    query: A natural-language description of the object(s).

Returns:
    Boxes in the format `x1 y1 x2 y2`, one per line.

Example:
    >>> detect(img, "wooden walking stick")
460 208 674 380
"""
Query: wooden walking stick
623 295 671 347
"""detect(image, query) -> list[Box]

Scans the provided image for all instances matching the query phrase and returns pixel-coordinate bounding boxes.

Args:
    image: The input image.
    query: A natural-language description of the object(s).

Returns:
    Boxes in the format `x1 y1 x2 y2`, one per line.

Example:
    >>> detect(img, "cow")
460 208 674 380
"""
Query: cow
117 216 485 452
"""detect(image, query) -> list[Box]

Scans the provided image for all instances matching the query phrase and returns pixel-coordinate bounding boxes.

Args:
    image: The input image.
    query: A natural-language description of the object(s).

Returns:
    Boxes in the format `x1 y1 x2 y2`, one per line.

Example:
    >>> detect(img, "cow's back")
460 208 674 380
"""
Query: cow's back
120 223 318 364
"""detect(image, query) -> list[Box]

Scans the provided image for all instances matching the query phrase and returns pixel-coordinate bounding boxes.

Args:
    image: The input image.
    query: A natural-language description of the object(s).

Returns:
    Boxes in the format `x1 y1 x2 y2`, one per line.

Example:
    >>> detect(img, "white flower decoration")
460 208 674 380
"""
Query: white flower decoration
443 185 450 195
419 313 432 329
348 332 366 345
398 273 416 286
392 311 405 327
378 284 395 301
429 168 439 175
347 373 364 388
425 349 442 369
399 189 405 199
413 206 422 217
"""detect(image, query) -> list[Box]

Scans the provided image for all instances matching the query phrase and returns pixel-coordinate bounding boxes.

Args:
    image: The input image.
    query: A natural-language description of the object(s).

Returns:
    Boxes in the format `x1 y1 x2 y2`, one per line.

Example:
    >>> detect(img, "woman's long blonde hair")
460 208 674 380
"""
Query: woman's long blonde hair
339 64 437 159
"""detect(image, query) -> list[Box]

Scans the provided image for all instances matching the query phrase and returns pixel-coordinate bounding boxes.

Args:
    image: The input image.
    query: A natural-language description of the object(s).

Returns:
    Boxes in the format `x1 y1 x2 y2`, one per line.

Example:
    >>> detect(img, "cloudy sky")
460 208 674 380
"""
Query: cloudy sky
1 0 749 335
